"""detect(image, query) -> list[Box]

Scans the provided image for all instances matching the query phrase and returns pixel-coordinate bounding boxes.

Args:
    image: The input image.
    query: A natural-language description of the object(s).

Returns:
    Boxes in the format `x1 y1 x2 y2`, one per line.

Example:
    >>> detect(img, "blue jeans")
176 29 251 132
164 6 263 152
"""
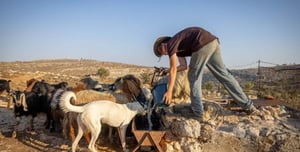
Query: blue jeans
188 39 253 115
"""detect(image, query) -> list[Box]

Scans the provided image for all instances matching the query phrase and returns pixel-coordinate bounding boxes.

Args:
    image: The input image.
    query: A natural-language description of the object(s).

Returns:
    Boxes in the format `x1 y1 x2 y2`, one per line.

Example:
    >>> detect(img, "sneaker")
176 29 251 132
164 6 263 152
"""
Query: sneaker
191 113 204 123
172 104 193 114
245 105 258 115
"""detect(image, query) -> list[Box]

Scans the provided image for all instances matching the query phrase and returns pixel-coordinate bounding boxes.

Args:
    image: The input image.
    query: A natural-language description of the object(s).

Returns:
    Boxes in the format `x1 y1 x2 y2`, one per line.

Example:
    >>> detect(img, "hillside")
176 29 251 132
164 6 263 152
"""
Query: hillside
0 59 152 90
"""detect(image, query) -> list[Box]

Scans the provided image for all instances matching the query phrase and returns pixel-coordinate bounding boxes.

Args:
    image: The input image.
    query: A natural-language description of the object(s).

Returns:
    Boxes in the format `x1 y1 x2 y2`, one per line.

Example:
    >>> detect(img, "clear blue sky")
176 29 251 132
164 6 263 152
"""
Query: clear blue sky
0 0 299 68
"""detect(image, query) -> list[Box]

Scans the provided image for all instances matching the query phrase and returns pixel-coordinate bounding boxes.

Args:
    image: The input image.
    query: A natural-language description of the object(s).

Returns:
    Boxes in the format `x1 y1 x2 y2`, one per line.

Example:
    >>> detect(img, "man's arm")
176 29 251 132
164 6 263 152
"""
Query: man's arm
177 57 187 72
160 57 187 75
164 53 177 105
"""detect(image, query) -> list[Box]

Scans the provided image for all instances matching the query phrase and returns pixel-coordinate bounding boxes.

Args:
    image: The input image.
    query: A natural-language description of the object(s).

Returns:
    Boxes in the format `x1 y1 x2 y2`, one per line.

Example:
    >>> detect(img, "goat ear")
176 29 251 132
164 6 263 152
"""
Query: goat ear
10 90 15 95
8 91 13 101
21 93 26 103
135 77 142 88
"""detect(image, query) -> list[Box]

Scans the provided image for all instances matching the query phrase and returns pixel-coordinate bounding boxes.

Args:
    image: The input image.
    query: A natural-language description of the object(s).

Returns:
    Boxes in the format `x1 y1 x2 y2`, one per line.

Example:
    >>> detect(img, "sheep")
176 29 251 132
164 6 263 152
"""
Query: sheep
155 70 190 103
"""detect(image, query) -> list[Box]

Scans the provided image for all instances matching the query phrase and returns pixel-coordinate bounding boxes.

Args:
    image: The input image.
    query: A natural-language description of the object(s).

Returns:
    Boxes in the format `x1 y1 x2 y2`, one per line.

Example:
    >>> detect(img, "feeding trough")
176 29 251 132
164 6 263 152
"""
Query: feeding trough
131 67 168 151
131 116 165 152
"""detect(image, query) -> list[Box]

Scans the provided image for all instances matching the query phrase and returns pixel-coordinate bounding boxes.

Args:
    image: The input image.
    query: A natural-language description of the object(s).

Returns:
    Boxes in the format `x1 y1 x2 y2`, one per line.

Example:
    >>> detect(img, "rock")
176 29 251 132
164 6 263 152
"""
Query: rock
0 131 4 138
161 141 173 152
164 130 178 142
180 137 202 152
276 135 300 152
60 144 69 150
233 126 246 138
247 127 260 139
275 133 288 141
39 133 49 141
173 141 181 151
171 119 201 138
260 127 271 137
201 124 215 142
262 114 274 121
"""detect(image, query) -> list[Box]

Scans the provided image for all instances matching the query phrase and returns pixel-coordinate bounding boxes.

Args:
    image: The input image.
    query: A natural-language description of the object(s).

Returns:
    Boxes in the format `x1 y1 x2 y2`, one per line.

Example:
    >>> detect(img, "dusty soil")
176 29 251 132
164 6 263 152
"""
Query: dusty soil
0 59 299 152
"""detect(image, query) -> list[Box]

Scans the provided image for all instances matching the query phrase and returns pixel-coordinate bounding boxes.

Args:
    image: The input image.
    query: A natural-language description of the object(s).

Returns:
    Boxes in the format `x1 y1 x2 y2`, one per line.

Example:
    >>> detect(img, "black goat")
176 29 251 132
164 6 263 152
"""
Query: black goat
0 79 12 108
30 80 69 132
50 89 67 133
0 79 11 94
52 81 68 90
31 81 55 130
11 90 52 137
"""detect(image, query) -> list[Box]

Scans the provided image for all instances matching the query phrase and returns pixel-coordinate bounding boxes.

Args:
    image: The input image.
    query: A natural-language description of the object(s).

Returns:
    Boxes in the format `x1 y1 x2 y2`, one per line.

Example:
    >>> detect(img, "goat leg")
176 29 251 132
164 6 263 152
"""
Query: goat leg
46 112 55 132
118 126 129 152
29 116 34 131
62 115 68 139
6 95 12 109
69 123 76 142
108 127 113 144
83 130 91 144
12 117 21 138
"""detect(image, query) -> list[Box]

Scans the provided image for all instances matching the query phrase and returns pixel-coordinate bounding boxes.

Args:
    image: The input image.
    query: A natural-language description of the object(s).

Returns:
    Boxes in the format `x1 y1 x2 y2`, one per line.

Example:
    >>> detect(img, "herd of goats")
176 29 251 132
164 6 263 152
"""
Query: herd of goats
0 74 156 152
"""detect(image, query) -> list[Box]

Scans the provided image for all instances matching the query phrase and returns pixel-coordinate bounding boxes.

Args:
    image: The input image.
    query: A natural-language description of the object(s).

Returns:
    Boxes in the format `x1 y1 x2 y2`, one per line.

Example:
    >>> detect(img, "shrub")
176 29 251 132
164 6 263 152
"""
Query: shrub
96 68 110 79
203 81 215 92
140 72 151 84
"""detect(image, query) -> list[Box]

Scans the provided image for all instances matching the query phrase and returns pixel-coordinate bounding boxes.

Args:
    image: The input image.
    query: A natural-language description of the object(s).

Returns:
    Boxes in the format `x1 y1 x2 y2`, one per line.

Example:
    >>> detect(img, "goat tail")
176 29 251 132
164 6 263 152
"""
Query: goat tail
59 91 84 113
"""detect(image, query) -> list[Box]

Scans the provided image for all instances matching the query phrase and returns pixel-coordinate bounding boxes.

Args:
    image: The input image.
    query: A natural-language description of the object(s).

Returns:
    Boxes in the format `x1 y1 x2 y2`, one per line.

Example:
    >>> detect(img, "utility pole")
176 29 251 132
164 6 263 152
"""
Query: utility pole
257 59 261 98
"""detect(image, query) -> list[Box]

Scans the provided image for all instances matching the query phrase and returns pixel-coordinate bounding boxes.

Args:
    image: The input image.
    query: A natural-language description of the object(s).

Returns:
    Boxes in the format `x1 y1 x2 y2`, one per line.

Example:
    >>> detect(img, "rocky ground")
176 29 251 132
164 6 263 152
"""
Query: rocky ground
161 102 300 152
0 59 299 152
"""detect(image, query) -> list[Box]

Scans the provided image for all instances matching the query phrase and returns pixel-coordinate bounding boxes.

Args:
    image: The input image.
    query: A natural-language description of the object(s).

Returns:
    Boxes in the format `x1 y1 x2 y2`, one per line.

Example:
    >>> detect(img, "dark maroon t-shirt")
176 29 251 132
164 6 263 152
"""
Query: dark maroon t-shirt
166 27 218 57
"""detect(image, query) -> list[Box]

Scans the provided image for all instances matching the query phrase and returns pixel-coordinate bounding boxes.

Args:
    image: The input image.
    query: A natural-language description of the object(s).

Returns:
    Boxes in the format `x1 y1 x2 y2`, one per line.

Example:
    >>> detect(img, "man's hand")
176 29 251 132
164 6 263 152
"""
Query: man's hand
154 66 168 76
159 68 168 76
163 91 172 105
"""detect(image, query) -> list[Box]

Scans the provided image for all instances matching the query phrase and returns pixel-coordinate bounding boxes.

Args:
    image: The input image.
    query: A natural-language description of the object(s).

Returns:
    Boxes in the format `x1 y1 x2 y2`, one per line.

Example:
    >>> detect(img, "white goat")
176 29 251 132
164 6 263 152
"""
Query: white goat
59 91 146 152
62 89 129 142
